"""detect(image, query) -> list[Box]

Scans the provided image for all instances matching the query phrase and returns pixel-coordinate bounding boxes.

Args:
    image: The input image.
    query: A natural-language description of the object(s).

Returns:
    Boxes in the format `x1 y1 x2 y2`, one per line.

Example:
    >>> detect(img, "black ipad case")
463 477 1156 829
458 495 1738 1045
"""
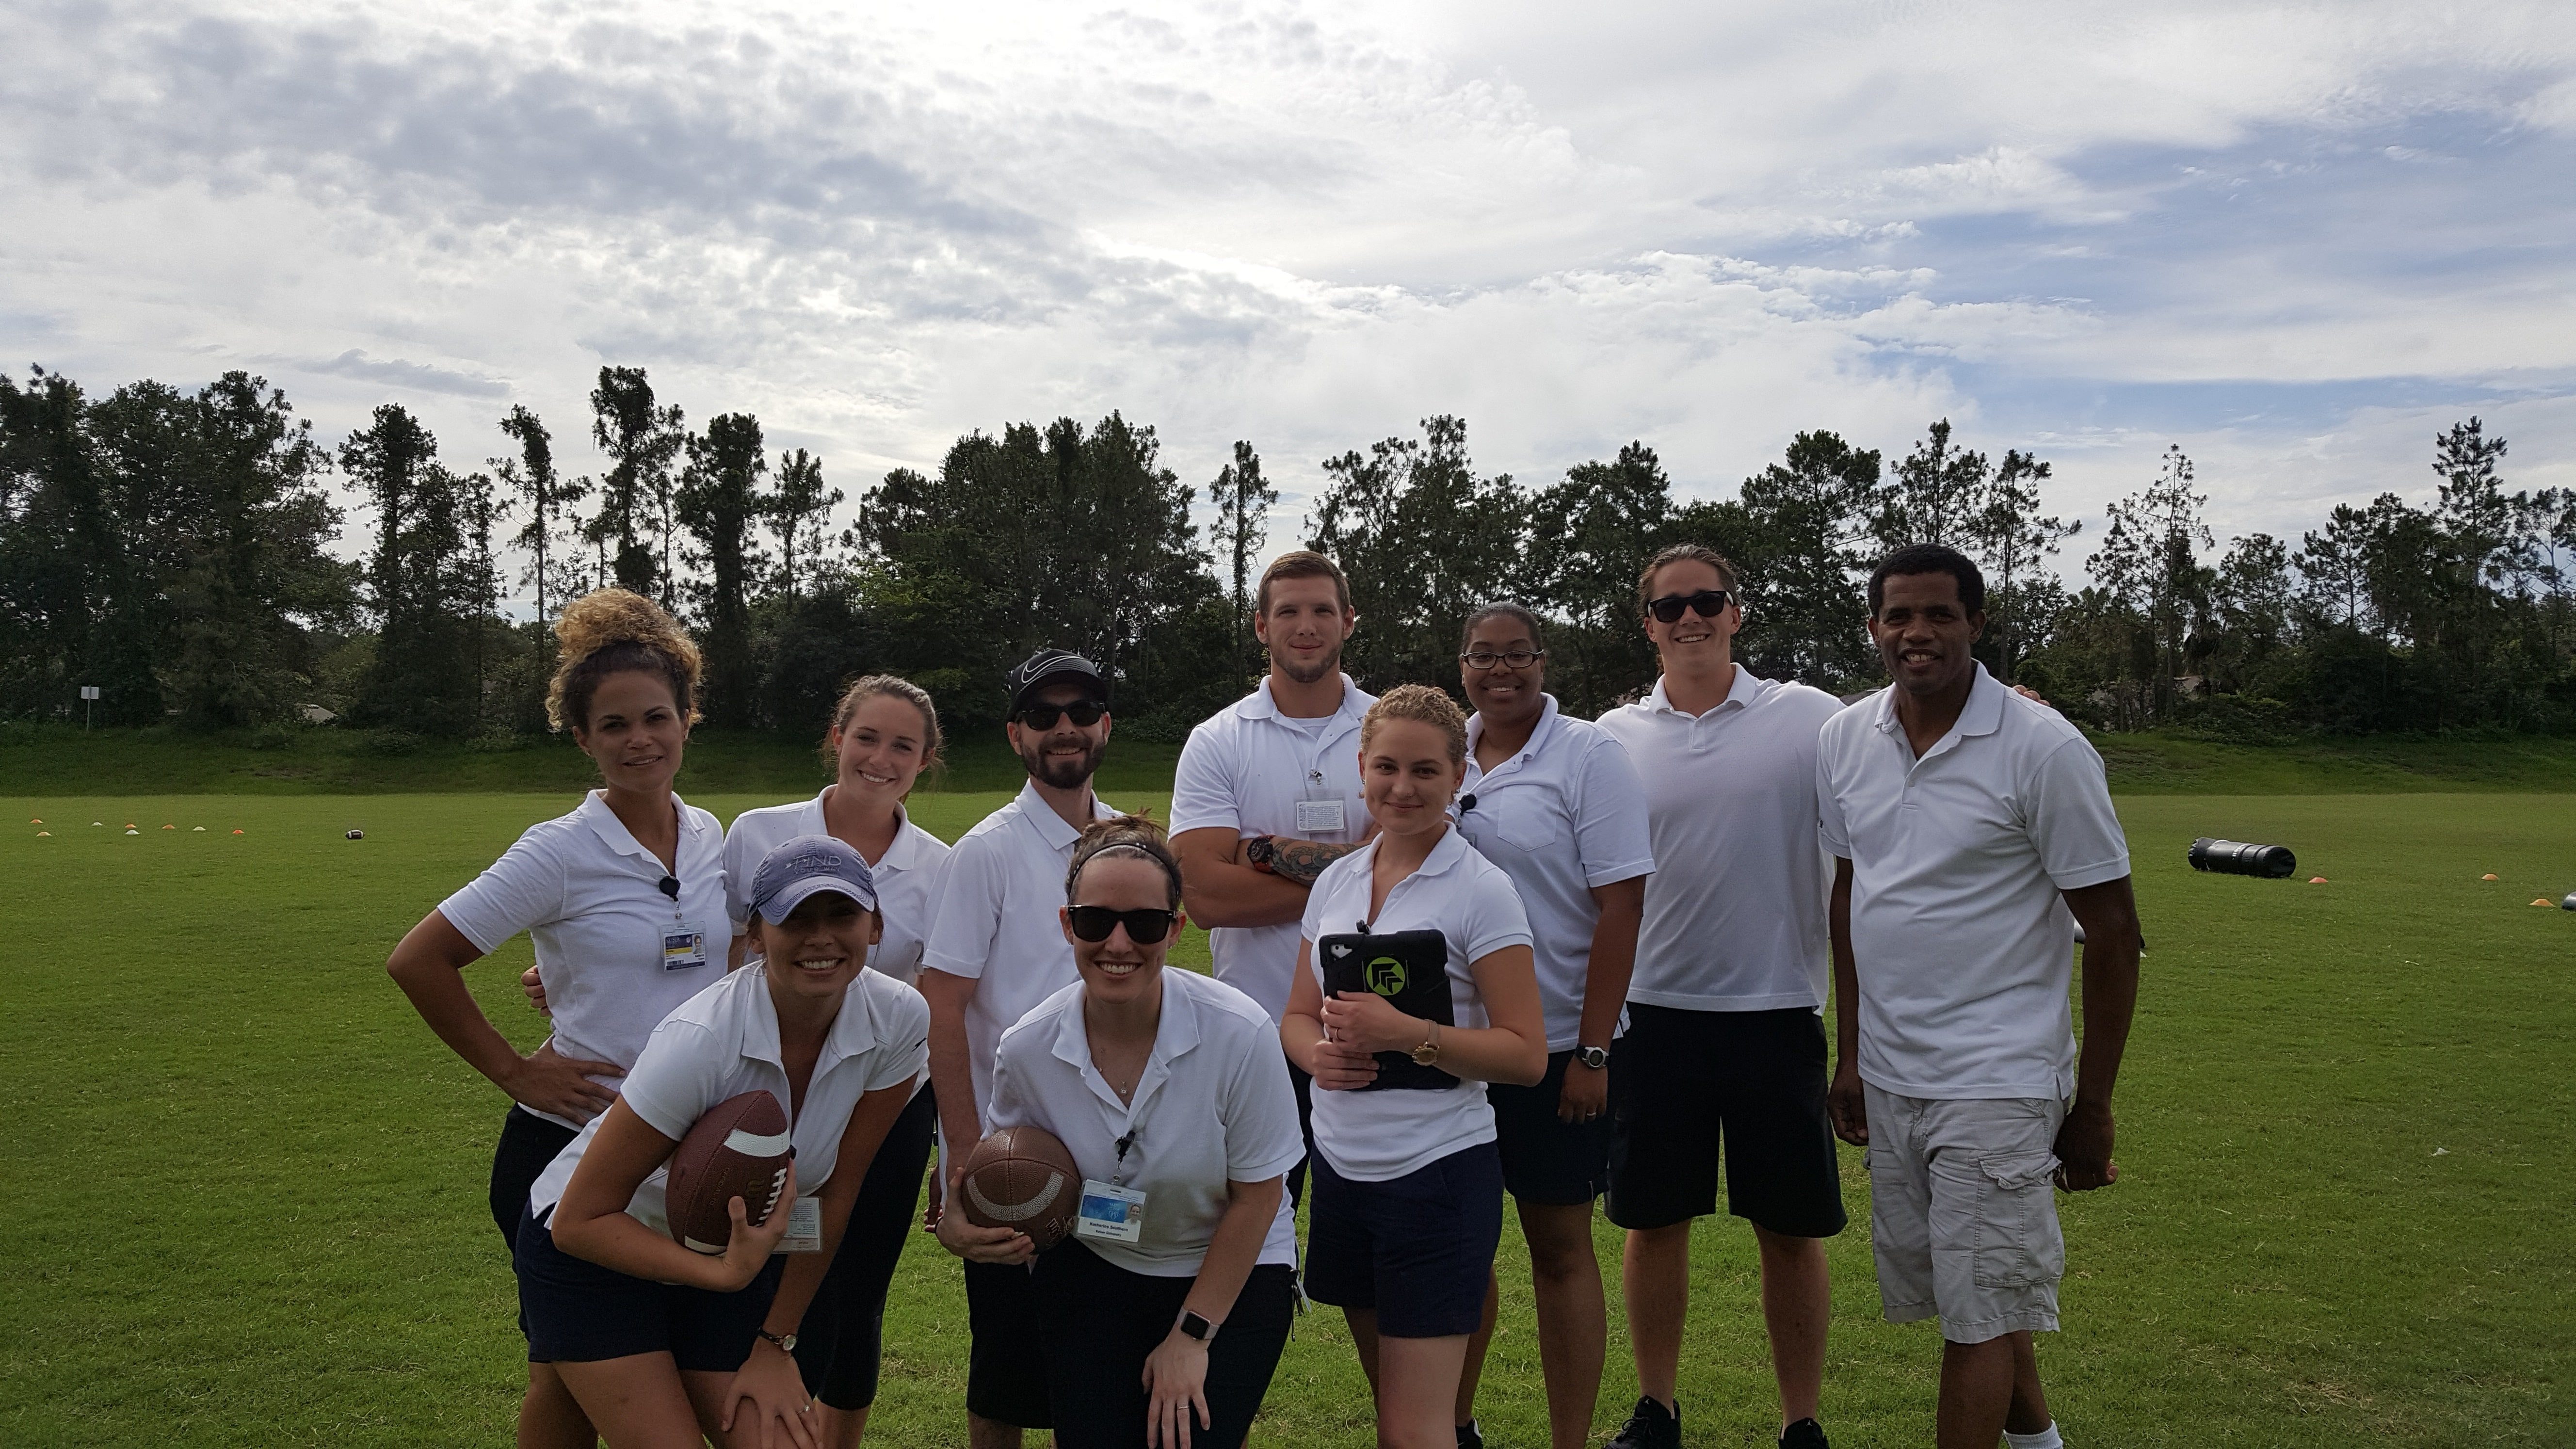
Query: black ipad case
1316 928 1458 1091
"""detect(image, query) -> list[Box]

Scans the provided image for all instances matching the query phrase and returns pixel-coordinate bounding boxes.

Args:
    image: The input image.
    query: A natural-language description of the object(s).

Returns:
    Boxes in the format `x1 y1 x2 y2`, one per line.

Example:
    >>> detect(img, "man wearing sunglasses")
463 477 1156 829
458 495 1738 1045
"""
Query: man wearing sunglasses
1594 545 1848 1449
918 647 1122 1449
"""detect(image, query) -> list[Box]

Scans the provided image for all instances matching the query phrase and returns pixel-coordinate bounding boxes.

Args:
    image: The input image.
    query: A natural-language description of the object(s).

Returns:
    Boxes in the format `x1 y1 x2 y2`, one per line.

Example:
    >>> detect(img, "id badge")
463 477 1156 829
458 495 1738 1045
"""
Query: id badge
1294 798 1347 836
775 1195 822 1254
662 926 708 971
1074 1180 1147 1243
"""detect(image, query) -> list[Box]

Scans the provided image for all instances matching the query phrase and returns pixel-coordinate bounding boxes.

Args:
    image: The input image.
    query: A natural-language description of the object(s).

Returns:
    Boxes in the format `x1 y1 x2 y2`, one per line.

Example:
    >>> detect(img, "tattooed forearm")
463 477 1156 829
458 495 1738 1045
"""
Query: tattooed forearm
1269 837 1361 886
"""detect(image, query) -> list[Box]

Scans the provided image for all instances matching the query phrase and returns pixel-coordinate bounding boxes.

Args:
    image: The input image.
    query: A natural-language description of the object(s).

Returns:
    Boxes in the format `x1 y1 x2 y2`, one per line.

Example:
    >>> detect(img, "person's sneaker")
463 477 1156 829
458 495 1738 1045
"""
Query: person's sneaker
1455 1420 1484 1449
1780 1417 1829 1449
1608 1395 1681 1449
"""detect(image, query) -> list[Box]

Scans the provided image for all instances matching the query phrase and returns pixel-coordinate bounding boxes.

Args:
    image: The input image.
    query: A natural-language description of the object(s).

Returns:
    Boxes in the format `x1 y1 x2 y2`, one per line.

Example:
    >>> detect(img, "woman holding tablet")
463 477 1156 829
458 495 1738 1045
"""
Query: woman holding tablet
1450 605 1653 1449
388 588 729 1448
718 675 951 1446
946 816 1303 1449
1282 685 1549 1449
526 834 926 1448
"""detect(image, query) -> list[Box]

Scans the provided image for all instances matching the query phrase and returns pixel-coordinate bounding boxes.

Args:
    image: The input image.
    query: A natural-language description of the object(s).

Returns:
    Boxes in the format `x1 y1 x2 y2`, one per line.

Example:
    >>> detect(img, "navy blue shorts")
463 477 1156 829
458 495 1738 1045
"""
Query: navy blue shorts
514 1208 784 1370
1304 1143 1503 1339
1489 1049 1611 1205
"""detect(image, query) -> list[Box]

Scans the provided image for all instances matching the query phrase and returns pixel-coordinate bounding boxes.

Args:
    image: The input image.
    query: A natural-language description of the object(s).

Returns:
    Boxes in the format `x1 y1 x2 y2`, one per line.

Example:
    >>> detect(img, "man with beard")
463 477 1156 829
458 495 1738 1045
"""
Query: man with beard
918 648 1121 1449
1171 551 1375 1186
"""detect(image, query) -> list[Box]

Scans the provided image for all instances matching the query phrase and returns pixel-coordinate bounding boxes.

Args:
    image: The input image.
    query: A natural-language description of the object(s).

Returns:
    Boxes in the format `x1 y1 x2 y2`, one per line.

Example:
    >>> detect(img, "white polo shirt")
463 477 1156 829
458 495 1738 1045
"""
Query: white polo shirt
1170 675 1376 1020
529 963 930 1236
1595 668 1843 1014
918 780 1120 1126
1298 827 1533 1182
1456 696 1656 1050
1817 665 2131 1101
439 790 730 1129
723 790 952 985
989 969 1304 1277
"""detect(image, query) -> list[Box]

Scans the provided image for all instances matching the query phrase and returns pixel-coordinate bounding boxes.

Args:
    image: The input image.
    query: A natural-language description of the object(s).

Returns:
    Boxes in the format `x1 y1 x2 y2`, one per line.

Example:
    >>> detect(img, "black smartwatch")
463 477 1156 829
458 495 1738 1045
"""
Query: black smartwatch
1176 1309 1219 1344
1574 1044 1610 1071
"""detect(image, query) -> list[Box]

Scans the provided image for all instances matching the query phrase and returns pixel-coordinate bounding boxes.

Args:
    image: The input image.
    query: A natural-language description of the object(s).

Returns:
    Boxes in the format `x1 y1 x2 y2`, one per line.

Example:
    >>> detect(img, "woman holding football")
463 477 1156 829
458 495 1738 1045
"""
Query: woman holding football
528 834 925 1449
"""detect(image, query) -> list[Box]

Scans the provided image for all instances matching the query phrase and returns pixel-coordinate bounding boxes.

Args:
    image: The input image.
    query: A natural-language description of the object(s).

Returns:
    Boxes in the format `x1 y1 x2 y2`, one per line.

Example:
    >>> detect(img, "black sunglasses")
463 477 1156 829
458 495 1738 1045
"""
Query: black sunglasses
1067 905 1177 945
1017 701 1105 730
1648 589 1732 624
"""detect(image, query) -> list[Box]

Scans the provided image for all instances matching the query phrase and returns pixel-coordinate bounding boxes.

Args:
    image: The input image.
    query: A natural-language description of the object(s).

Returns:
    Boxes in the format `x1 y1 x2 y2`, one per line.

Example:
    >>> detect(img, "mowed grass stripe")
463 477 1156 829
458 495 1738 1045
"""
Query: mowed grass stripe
1 792 2568 1446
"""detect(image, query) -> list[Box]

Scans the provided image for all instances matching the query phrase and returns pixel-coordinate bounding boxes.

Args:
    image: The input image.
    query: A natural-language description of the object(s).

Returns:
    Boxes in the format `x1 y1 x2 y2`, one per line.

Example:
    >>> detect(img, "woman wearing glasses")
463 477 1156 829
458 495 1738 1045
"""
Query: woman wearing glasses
1283 685 1549 1449
1448 605 1654 1449
961 817 1303 1449
386 589 729 1449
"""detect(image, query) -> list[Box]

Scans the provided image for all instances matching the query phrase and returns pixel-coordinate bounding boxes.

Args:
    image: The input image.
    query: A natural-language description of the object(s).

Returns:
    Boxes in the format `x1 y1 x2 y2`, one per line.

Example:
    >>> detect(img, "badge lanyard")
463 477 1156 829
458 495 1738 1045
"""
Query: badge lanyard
658 869 708 971
1294 721 1352 839
1077 1099 1151 1243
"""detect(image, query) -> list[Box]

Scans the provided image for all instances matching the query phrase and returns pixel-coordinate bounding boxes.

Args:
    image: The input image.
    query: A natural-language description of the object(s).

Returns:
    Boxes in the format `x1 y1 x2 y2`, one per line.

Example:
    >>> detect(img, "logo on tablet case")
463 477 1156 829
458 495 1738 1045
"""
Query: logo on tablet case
1365 954 1409 997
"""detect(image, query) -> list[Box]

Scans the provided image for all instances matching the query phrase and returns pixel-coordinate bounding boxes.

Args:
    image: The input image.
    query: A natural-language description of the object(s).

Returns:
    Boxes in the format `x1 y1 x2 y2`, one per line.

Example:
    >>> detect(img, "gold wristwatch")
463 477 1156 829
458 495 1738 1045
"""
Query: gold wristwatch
1411 1020 1441 1066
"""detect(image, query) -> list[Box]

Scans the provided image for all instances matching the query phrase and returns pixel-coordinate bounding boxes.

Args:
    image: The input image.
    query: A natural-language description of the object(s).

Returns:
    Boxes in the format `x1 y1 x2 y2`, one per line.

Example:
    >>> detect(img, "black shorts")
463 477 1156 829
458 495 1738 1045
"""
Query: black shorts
514 1208 784 1370
1304 1143 1503 1339
1284 1057 1316 1208
964 1259 1051 1428
1605 1004 1848 1239
1032 1239 1295 1449
1489 1049 1611 1205
489 1107 580 1252
794 1084 937 1410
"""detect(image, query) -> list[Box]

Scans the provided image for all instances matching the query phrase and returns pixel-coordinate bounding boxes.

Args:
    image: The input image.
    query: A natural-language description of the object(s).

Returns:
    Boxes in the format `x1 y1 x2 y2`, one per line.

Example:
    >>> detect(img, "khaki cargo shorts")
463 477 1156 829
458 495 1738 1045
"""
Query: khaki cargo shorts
1862 1084 2065 1345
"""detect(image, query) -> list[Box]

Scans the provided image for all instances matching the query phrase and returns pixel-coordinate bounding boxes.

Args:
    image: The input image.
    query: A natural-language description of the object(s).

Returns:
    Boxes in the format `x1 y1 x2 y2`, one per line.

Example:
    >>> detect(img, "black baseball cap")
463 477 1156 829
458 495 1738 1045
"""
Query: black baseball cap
1005 648 1109 716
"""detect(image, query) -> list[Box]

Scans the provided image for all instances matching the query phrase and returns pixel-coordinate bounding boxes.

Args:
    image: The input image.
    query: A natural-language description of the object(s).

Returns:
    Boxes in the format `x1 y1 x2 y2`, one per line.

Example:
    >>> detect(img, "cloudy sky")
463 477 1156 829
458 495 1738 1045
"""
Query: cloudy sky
7 0 2573 596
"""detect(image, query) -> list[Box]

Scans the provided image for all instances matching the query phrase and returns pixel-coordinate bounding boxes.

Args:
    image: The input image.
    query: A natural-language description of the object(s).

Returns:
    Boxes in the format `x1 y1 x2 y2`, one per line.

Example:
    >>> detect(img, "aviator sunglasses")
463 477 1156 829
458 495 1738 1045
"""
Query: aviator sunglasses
1647 588 1733 624
1016 701 1106 730
1067 905 1178 945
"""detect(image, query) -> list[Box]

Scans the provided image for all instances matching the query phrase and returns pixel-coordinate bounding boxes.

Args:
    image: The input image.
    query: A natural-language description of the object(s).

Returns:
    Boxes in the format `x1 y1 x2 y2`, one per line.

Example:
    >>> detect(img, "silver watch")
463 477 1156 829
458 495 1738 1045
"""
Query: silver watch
1574 1045 1610 1071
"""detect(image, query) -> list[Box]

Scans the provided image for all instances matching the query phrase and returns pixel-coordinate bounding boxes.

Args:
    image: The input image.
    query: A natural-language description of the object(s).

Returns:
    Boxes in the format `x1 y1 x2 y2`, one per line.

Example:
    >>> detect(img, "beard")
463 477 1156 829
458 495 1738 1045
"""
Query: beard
1271 642 1341 686
1022 735 1107 790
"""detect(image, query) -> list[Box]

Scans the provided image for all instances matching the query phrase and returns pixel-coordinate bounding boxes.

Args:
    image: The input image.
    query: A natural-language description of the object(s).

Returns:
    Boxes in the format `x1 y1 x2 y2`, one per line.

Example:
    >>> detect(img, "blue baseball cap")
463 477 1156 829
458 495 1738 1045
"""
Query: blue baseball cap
747 835 879 924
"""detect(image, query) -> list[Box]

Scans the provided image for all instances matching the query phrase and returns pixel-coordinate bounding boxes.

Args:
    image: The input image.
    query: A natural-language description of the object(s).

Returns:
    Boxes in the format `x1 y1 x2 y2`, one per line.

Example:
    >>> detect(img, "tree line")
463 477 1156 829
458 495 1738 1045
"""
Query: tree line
4 362 2571 742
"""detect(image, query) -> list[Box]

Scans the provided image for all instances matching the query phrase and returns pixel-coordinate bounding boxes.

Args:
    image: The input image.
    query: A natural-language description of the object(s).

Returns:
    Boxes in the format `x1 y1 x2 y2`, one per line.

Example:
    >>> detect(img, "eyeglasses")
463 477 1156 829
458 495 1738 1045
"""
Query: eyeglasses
1068 905 1177 944
1459 648 1546 671
1647 589 1732 624
1016 701 1105 730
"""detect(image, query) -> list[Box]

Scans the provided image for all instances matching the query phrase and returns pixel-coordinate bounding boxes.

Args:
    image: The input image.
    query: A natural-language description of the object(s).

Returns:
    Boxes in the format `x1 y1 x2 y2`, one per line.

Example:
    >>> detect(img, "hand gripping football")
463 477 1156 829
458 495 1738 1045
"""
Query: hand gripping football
665 1090 793 1254
959 1124 1081 1251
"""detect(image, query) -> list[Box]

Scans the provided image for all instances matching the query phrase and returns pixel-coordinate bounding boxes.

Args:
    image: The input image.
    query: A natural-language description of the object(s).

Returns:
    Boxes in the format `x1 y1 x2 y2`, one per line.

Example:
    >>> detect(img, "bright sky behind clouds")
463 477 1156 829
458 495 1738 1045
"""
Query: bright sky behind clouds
7 0 2574 589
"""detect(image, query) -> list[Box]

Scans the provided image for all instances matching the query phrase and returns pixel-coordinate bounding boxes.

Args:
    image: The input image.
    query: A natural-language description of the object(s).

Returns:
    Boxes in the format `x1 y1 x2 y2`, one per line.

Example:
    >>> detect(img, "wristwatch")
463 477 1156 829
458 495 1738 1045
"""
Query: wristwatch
755 1329 797 1354
1176 1309 1220 1344
1411 1020 1442 1066
1244 836 1277 873
1574 1044 1610 1071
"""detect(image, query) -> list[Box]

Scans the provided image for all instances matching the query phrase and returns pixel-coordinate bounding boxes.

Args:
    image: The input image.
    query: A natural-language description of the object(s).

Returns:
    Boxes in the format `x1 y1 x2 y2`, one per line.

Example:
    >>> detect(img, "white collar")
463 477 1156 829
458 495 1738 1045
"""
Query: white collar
1465 694 1562 772
1870 663 2006 756
1046 969 1203 1115
724 964 887 1079
1009 779 1108 851
1235 674 1364 726
806 787 937 871
577 789 701 865
1646 665 1760 720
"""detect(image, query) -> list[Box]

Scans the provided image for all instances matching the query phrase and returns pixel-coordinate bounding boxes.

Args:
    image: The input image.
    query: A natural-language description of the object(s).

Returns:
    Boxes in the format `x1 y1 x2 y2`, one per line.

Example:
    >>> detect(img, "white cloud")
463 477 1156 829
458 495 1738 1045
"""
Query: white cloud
0 0 2571 596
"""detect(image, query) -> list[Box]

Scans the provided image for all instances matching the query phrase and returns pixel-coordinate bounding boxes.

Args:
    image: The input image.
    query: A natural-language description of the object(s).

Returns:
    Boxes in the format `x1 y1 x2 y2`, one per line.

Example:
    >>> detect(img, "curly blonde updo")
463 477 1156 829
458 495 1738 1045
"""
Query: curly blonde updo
1064 813 1183 910
1360 683 1468 764
546 589 705 732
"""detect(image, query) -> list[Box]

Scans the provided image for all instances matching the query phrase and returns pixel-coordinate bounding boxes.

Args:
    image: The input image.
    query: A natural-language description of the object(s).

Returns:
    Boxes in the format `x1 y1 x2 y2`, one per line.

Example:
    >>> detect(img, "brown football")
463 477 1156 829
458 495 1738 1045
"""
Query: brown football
665 1090 793 1255
959 1124 1081 1251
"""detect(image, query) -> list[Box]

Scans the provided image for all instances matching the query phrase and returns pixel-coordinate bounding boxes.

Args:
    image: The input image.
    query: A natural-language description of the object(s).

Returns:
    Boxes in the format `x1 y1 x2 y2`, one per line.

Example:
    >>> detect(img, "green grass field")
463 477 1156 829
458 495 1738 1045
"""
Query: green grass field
2 785 2570 1446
